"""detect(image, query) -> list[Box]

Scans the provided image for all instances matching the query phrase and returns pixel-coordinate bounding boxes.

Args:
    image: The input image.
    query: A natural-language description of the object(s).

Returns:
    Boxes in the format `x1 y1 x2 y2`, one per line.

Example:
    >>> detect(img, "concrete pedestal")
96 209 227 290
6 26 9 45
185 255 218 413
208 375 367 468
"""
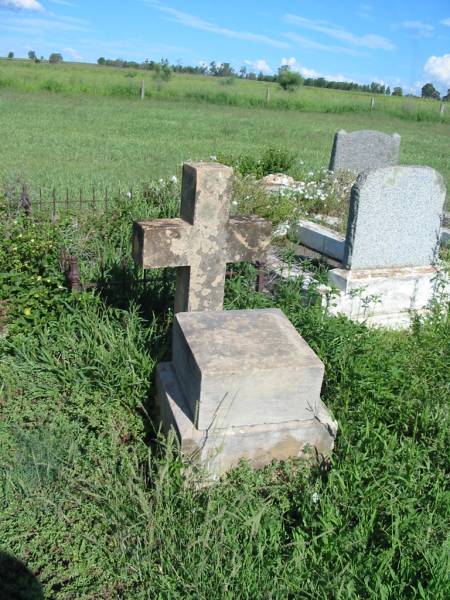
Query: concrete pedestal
326 266 449 328
155 309 337 481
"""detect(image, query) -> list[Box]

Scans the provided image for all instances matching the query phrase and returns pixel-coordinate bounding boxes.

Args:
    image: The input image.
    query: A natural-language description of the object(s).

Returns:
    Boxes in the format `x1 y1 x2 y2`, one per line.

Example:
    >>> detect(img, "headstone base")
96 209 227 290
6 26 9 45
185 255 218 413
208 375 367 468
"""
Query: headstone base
325 266 449 328
155 363 337 482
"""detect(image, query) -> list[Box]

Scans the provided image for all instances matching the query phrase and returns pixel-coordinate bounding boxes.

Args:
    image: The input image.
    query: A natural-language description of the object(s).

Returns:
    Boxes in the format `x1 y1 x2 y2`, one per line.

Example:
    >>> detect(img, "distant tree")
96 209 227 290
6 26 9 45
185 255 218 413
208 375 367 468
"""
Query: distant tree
385 86 391 95
7 51 14 59
28 50 36 61
97 57 106 65
239 66 247 78
421 82 440 100
277 66 303 91
49 53 63 64
392 86 403 97
209 61 218 76
152 60 172 89
442 89 450 102
247 72 256 80
216 62 234 77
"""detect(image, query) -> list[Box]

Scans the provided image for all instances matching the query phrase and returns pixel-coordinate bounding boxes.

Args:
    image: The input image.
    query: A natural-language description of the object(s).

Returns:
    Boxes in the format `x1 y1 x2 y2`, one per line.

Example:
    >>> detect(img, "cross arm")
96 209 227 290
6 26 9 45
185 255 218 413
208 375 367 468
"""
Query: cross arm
226 216 272 263
132 219 191 268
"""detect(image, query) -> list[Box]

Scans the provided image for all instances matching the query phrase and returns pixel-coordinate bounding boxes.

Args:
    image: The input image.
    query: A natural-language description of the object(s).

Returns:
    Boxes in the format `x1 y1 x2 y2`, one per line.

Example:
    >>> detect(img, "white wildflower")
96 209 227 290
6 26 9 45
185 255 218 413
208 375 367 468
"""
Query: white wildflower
312 492 320 504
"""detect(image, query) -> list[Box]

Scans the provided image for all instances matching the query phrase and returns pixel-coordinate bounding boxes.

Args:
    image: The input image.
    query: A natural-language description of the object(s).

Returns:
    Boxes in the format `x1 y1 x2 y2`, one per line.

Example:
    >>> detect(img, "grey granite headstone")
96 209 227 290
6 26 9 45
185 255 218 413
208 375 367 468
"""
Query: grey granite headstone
343 166 445 270
329 129 401 173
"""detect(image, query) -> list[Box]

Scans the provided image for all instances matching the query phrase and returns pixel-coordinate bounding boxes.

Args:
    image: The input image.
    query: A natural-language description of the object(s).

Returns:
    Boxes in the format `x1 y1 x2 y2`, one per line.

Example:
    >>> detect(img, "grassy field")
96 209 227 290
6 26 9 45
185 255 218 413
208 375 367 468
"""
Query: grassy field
1 59 449 122
0 91 449 202
1 60 449 200
1 60 450 599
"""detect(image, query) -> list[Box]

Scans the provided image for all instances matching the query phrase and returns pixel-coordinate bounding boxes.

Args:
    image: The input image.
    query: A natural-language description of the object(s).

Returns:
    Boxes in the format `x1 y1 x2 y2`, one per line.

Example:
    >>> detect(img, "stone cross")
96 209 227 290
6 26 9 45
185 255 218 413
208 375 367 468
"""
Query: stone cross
343 166 445 270
329 129 401 173
132 162 272 313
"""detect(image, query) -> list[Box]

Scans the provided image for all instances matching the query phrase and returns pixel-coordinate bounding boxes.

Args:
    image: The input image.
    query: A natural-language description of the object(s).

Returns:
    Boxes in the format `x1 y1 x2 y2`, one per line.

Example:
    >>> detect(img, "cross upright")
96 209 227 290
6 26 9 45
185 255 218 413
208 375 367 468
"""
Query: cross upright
132 162 272 313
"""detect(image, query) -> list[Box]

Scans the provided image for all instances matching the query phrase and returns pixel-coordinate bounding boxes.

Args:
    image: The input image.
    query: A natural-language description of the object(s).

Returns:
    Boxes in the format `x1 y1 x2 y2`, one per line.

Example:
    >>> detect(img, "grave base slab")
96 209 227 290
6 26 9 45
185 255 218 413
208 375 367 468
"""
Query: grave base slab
155 362 337 482
325 266 449 328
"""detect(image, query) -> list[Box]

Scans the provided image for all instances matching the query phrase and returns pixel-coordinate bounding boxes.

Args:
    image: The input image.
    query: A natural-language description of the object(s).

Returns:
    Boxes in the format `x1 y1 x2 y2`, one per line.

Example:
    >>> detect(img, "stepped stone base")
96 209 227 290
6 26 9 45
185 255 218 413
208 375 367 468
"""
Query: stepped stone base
155 362 337 481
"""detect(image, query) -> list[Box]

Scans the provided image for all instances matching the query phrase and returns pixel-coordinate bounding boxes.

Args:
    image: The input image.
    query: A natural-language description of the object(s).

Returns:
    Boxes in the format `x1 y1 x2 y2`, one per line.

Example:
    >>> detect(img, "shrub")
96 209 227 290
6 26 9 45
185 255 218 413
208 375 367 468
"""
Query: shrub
41 79 64 93
49 53 63 65
219 147 295 178
277 66 303 92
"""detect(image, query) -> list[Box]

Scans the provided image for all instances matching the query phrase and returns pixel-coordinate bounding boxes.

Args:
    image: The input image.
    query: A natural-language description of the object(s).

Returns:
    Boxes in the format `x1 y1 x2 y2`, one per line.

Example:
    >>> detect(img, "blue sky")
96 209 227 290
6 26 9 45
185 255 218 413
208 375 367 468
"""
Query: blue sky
1 0 449 93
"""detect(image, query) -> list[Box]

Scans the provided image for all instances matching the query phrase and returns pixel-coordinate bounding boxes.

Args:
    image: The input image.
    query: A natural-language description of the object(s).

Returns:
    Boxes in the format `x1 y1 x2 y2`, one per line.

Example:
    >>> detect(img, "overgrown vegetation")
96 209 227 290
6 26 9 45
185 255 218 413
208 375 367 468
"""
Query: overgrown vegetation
220 146 296 178
0 179 449 598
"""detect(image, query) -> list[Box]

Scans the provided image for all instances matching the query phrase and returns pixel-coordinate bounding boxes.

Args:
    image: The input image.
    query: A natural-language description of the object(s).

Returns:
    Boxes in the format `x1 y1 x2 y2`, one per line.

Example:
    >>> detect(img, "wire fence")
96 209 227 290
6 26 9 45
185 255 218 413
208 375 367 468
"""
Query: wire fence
5 184 268 296
4 182 134 221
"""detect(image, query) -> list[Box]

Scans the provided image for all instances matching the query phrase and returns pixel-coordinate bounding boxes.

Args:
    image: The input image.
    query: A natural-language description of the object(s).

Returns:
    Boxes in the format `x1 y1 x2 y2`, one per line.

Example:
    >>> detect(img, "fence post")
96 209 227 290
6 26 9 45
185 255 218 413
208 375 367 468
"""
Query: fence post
66 256 81 291
140 79 145 100
255 261 266 293
52 188 56 222
266 87 270 104
20 183 32 217
440 102 445 117
370 97 375 111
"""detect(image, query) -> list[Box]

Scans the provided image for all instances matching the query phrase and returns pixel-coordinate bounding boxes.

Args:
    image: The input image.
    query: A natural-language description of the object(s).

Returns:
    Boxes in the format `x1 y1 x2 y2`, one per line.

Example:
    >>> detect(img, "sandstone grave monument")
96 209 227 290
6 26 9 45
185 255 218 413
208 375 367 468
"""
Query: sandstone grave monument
133 162 337 479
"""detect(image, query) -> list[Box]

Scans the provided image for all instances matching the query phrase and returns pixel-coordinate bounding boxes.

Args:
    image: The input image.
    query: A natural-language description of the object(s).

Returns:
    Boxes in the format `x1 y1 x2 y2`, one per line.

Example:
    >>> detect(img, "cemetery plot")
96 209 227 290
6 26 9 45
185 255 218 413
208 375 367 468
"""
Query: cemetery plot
282 164 449 328
133 162 336 478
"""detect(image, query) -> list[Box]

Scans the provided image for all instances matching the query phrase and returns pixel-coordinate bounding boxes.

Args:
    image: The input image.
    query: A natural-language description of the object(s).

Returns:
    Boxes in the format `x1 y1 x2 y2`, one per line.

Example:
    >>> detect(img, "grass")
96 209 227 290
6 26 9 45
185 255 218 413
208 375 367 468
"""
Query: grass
0 89 449 202
0 189 449 598
0 60 450 598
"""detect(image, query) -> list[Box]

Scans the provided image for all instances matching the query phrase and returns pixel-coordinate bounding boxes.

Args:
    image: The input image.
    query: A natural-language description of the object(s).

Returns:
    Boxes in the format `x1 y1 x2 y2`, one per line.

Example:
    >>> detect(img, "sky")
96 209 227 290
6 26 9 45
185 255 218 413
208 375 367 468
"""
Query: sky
0 0 449 94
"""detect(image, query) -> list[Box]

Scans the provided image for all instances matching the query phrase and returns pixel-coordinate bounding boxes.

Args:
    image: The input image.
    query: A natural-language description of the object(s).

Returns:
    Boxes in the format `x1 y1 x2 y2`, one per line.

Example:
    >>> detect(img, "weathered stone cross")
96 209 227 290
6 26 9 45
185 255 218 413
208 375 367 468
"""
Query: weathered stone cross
132 162 272 313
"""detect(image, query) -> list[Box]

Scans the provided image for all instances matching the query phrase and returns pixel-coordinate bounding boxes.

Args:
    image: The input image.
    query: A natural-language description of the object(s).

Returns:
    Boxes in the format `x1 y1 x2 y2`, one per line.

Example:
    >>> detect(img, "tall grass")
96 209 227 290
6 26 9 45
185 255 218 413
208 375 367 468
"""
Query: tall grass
0 190 449 598
1 59 448 124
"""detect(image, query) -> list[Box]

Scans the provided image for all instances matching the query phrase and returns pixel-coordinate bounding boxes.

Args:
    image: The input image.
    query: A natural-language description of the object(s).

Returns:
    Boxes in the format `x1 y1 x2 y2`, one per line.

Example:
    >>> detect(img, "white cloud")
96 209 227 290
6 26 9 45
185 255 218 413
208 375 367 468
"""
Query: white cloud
144 2 289 49
357 4 374 21
281 57 298 69
0 13 91 33
49 0 77 5
284 14 395 50
280 57 352 82
424 54 450 86
244 59 273 75
0 0 43 10
399 21 434 38
284 32 367 56
63 47 82 61
440 18 450 27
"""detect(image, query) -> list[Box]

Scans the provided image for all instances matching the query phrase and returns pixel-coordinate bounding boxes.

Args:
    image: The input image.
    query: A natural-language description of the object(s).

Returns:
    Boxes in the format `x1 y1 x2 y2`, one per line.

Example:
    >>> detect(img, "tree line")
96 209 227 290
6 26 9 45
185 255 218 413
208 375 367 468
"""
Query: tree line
95 57 449 100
